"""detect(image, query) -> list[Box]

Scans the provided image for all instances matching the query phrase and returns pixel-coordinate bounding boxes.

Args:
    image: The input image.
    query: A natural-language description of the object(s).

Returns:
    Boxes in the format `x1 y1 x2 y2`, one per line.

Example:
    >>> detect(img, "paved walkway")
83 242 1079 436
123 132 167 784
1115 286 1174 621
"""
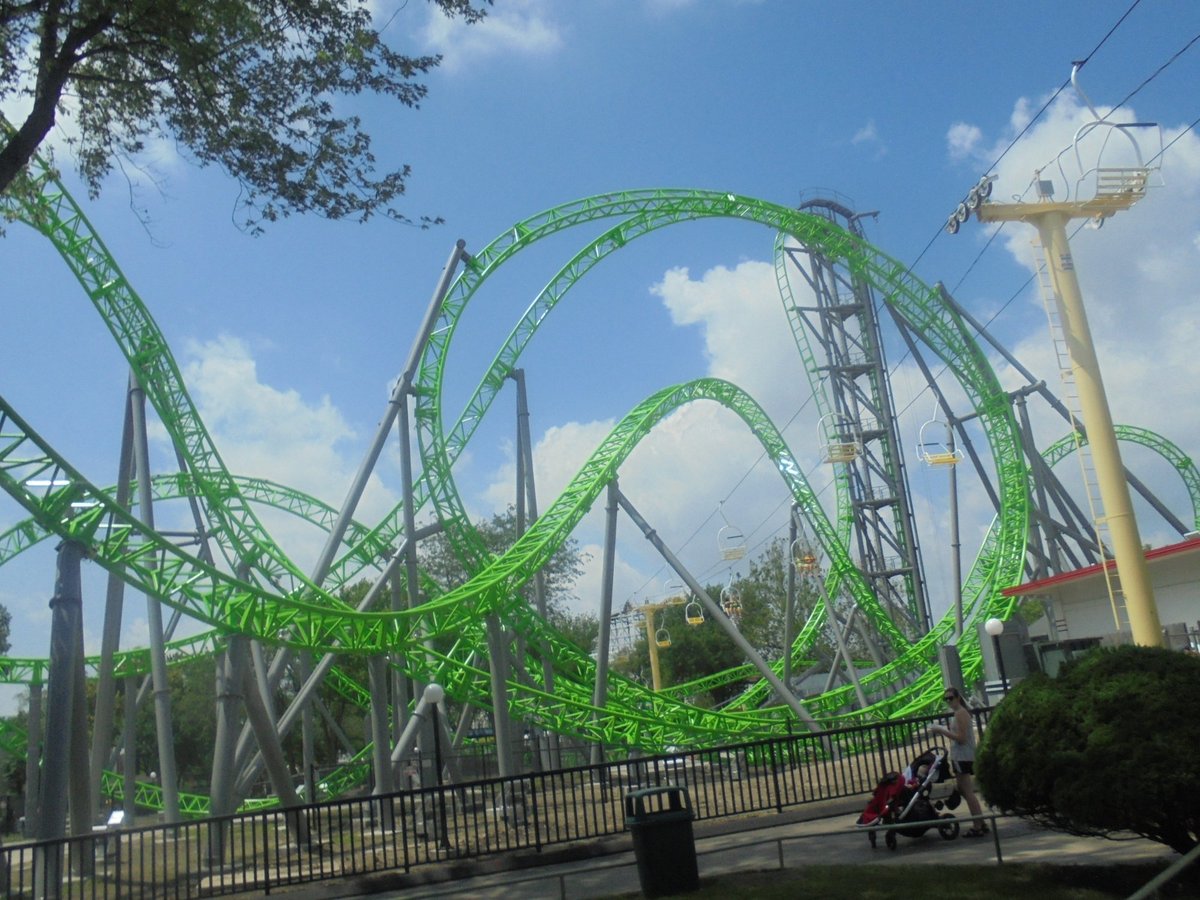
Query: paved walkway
315 798 1176 900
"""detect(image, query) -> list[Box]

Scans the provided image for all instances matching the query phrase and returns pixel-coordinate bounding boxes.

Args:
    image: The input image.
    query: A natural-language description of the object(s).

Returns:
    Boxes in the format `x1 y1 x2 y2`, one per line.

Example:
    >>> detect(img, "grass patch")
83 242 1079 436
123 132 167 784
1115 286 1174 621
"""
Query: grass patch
608 862 1194 899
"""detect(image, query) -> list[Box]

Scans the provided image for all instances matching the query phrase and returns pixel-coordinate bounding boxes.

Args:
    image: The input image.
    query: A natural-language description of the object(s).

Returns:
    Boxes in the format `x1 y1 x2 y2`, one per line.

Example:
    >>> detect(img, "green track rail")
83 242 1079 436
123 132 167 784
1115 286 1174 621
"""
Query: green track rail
5 154 1191 812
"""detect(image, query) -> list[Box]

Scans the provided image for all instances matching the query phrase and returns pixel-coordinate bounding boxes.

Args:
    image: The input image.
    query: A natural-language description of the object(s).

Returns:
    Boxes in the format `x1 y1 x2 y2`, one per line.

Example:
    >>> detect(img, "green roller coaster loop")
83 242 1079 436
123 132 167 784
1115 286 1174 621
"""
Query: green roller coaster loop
410 189 1028 722
2 159 1037 767
1043 425 1200 530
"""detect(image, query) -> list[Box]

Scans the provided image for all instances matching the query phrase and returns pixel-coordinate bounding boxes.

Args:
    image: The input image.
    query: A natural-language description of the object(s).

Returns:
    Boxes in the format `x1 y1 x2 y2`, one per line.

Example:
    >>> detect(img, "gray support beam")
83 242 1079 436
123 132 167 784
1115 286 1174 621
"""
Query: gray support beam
615 490 820 730
231 642 295 801
309 240 468 588
23 679 41 837
314 696 357 760
35 541 85 892
388 690 438 767
368 654 396 806
299 653 317 804
90 380 135 821
208 639 245 864
238 648 308 847
784 509 798 690
485 615 515 777
130 376 181 823
511 369 559 768
590 479 619 766
390 574 411 747
209 639 246 821
68 614 93 869
121 675 137 829
250 640 275 720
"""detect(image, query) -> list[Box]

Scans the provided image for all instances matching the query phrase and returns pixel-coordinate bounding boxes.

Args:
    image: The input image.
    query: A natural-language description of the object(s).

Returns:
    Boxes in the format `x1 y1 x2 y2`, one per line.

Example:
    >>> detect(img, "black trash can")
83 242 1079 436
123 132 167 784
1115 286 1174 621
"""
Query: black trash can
624 785 700 898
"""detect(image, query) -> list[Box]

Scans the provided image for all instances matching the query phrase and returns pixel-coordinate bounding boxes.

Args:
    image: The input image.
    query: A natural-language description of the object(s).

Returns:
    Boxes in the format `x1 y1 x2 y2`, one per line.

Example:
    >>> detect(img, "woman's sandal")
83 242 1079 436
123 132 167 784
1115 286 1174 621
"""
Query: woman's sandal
963 827 989 838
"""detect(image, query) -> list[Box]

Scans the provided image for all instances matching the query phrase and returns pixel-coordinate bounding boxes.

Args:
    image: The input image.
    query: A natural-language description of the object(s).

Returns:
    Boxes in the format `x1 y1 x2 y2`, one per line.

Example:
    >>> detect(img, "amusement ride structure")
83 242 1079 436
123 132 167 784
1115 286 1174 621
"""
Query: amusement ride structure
0 96 1196 843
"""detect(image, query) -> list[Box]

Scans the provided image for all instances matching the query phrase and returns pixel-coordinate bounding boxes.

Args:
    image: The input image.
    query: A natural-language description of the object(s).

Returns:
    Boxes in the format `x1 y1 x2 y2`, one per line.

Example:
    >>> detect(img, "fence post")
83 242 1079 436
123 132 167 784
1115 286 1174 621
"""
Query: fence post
529 774 543 852
768 740 784 813
263 812 272 895
875 722 888 777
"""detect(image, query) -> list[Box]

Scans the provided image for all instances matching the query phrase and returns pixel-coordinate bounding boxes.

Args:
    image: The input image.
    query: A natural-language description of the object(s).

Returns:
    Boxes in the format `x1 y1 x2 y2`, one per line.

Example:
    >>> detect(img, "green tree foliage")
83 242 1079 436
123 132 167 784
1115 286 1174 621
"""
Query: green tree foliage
418 505 598 651
0 602 9 655
618 538 822 705
976 645 1200 855
0 0 489 230
651 596 745 706
119 653 220 792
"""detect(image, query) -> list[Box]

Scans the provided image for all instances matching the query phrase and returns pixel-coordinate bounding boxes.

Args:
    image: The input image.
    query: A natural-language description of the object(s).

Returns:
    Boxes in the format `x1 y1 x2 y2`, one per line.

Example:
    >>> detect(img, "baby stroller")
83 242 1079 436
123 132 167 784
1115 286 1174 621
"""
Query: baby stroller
855 747 960 849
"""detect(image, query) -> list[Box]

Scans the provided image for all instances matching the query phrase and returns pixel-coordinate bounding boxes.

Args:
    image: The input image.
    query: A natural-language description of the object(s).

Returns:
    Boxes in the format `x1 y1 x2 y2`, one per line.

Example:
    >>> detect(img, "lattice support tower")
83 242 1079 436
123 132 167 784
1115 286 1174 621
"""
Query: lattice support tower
783 197 931 637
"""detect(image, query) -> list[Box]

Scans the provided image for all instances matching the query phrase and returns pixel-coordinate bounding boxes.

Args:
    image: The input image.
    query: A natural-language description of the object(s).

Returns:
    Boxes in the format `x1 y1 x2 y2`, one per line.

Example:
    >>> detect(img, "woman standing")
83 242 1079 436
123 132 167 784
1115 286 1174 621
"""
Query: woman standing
932 687 988 837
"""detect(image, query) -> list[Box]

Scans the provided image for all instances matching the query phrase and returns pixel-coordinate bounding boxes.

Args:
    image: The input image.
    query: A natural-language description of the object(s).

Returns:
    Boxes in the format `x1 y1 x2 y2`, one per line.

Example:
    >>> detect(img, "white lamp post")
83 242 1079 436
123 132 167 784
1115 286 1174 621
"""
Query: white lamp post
984 618 1008 697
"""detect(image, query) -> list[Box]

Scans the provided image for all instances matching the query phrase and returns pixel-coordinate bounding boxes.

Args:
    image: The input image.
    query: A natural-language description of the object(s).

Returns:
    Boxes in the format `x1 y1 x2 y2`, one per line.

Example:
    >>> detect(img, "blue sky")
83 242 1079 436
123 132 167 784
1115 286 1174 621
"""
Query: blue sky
3 0 1200 712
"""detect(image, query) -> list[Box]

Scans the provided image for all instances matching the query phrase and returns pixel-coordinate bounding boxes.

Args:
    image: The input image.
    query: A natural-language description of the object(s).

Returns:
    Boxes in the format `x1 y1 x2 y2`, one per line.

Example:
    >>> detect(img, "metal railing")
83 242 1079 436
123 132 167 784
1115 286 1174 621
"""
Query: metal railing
1 708 990 898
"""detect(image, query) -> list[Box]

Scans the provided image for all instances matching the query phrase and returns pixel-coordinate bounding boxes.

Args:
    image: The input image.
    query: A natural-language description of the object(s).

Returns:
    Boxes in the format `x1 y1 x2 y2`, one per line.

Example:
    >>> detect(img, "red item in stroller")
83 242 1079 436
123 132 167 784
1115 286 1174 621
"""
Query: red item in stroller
855 747 960 849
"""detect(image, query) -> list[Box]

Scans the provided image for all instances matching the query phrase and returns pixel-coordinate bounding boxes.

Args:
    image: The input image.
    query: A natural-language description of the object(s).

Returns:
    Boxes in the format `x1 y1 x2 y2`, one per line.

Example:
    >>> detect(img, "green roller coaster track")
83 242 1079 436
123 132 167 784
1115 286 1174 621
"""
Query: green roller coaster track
0 165 1028 741
3 143 1194 815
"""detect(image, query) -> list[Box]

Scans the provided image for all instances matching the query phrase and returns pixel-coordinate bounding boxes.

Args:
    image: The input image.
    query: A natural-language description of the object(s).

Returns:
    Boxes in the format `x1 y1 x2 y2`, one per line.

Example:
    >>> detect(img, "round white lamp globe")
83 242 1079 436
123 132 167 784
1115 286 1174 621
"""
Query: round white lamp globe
423 683 445 705
984 617 1004 638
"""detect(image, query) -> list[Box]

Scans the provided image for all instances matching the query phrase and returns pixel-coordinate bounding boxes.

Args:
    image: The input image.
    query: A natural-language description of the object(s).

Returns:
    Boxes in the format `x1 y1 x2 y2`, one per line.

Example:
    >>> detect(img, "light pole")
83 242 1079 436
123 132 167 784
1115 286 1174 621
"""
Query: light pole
985 618 1008 697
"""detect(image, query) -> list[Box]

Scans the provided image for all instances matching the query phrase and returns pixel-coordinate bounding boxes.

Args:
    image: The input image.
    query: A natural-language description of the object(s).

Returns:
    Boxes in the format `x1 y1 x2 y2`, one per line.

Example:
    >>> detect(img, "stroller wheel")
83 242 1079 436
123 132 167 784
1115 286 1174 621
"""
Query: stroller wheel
938 814 960 840
885 829 897 850
868 831 877 848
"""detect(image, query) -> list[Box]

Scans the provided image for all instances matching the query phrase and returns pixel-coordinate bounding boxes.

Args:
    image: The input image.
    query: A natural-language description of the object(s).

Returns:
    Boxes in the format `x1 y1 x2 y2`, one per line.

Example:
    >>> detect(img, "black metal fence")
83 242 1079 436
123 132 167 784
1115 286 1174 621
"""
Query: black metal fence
0 707 990 898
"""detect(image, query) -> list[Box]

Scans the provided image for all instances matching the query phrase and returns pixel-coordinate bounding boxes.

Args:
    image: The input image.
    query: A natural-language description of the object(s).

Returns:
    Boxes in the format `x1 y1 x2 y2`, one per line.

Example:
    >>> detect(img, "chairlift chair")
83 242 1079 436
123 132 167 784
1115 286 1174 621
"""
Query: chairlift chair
791 539 821 574
718 524 747 560
818 413 861 464
1064 62 1159 214
717 503 747 560
684 599 705 626
916 418 962 467
655 625 672 648
720 580 743 625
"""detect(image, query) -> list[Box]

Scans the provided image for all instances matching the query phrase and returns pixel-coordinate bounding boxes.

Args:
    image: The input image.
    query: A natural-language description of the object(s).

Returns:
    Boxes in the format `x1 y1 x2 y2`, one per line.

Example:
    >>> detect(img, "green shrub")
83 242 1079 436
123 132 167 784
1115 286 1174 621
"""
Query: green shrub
976 645 1200 854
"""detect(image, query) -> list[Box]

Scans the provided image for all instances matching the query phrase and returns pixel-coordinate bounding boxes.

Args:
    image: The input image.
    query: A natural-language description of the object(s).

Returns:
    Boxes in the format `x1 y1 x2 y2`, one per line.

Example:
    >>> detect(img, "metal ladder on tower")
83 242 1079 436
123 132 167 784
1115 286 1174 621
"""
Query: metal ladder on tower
1033 239 1131 636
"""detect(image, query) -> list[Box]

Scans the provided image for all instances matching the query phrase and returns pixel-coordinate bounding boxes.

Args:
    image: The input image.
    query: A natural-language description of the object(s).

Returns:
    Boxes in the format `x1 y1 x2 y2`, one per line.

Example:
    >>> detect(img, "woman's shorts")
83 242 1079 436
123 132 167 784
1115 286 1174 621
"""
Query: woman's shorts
951 759 975 776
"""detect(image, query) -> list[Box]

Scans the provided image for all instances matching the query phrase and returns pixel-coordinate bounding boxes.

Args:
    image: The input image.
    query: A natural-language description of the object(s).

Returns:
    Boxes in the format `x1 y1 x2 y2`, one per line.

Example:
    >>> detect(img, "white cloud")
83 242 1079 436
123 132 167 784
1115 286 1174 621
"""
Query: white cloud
652 260 806 415
851 120 887 159
421 0 564 74
946 122 983 162
175 335 400 573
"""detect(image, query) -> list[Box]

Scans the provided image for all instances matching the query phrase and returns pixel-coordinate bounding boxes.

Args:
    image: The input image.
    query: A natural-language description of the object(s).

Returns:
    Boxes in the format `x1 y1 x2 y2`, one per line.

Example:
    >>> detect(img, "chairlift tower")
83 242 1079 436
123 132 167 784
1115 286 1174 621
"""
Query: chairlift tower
966 64 1163 647
784 197 931 636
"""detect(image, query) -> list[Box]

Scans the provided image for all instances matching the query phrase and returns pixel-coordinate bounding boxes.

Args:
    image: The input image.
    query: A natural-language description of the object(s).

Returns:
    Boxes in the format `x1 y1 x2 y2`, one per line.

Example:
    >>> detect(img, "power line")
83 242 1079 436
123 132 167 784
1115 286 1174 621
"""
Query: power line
626 1 1175 607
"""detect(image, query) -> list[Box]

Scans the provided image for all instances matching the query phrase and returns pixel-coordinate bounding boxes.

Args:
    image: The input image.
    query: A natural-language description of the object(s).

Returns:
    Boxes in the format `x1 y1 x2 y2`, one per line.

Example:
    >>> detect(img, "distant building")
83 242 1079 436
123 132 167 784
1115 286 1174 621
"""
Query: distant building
1000 536 1200 677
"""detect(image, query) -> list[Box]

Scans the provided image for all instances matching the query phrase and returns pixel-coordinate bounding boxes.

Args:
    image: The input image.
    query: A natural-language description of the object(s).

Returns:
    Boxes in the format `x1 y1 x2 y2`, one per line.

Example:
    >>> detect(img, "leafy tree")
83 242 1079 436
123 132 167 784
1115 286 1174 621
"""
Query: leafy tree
0 603 9 654
0 0 489 231
611 538 828 704
551 608 600 659
418 505 596 645
652 592 746 706
976 645 1200 855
